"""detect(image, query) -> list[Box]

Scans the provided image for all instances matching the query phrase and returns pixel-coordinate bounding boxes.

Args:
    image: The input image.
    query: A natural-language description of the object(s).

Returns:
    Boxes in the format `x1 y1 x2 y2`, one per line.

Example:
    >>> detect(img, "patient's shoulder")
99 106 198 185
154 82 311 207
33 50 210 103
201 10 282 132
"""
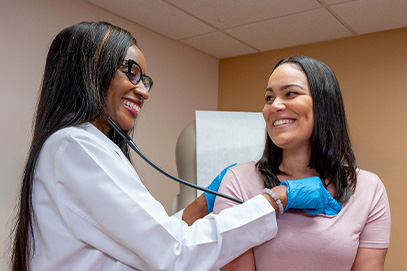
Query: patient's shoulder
226 161 264 196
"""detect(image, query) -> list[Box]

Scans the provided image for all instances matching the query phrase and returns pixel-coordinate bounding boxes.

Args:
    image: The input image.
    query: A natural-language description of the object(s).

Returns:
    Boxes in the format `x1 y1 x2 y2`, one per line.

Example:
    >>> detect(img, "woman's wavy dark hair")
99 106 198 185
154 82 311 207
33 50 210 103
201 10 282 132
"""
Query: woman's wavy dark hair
256 55 357 203
10 21 137 271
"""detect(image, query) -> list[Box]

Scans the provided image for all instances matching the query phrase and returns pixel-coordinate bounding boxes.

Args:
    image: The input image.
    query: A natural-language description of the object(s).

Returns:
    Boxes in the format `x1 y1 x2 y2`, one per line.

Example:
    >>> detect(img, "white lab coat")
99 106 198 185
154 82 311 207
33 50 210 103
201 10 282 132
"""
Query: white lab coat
31 123 277 271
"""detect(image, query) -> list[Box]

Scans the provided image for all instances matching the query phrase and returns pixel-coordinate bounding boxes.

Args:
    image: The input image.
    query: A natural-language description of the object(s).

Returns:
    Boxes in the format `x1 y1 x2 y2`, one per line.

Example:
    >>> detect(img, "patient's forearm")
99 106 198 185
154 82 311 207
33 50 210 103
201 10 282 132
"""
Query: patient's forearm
220 249 256 271
182 194 209 226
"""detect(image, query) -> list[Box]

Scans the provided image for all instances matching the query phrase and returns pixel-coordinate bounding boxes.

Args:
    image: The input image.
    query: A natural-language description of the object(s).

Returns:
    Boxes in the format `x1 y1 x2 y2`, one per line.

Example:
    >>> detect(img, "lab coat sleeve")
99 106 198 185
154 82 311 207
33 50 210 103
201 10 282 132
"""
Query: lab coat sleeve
51 131 277 270
171 208 184 219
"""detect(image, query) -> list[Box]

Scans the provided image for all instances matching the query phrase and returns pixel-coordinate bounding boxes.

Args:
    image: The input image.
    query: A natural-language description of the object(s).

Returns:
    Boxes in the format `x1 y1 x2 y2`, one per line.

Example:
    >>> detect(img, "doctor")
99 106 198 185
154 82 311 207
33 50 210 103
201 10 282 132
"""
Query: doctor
11 21 340 271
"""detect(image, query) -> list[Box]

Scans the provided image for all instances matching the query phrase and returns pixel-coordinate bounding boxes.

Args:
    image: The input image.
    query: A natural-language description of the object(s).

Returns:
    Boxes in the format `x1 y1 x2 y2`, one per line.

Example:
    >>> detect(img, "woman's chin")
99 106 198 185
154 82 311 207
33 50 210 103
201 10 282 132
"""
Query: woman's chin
271 137 292 149
120 121 135 131
112 114 135 131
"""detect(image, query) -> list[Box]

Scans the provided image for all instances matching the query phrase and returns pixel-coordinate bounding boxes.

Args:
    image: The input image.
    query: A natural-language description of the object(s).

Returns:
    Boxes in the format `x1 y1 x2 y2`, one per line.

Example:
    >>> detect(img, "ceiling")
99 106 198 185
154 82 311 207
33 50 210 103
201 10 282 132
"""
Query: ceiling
86 0 407 59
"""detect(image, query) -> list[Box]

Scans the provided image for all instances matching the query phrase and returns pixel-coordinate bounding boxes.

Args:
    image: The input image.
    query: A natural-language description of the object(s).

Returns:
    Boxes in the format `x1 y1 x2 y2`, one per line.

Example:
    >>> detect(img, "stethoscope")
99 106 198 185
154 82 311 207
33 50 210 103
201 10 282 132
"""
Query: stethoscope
107 117 244 204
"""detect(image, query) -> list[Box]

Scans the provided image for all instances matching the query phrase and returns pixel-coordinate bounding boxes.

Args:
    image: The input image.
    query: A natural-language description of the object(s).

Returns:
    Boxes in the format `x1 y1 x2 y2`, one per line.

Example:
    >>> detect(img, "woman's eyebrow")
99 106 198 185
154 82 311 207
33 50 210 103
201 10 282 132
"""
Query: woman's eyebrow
266 84 305 93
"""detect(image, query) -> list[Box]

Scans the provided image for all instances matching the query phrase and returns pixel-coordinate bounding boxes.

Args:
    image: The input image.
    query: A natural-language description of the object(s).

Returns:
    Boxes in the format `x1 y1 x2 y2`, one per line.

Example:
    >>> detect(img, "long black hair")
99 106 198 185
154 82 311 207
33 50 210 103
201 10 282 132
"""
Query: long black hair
256 55 357 203
10 21 137 271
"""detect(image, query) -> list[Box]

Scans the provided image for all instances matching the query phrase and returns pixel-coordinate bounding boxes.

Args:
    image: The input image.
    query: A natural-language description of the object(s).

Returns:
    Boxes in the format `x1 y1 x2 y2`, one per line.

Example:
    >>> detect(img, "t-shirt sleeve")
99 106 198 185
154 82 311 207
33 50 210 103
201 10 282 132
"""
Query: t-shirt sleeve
358 176 391 248
213 163 265 215
213 168 245 215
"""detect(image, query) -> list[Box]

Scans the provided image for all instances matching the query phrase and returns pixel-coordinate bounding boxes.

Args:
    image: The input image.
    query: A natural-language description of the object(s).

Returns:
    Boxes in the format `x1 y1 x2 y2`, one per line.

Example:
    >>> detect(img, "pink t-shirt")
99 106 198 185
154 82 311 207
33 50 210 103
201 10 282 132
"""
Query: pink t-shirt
213 162 391 271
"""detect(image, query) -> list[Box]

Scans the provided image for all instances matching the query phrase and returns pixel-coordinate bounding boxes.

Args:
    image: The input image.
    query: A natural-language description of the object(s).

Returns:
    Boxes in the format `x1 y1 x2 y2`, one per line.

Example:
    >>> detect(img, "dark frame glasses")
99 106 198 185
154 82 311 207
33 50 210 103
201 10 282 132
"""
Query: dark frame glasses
121 59 153 92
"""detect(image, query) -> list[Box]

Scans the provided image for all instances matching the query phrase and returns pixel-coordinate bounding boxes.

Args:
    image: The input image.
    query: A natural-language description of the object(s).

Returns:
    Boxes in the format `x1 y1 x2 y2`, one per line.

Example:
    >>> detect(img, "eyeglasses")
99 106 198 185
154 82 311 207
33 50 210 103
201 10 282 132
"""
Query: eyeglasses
121 59 153 92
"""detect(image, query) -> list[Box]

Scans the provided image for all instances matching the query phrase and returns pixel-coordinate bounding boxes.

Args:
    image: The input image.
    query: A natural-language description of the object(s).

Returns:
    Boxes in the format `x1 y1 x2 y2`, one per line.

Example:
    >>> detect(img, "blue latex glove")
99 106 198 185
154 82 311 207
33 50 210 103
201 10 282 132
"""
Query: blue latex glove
280 176 341 215
204 163 237 212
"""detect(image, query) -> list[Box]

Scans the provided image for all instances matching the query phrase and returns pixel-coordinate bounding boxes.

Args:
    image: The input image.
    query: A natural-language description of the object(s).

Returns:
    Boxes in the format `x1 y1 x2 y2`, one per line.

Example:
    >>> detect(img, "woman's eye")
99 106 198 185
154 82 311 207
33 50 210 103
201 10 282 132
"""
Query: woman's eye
131 67 140 75
286 91 298 97
265 95 274 102
130 71 140 80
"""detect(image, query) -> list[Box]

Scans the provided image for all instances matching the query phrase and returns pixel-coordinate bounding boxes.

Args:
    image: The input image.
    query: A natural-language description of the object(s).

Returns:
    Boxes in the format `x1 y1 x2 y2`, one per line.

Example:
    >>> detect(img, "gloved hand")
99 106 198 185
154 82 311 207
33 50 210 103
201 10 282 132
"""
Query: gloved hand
280 176 341 215
204 163 237 212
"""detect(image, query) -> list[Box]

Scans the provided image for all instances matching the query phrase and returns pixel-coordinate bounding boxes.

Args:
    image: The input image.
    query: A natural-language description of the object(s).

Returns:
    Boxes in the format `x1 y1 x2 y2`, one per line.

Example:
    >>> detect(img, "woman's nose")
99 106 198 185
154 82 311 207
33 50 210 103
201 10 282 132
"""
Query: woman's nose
270 97 285 112
135 83 149 100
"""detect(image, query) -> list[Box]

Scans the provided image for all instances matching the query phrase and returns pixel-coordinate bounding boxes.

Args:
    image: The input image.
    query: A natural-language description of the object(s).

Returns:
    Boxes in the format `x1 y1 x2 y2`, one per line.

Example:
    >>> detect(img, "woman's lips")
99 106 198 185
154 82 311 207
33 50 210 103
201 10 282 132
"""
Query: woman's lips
121 98 141 116
273 119 295 127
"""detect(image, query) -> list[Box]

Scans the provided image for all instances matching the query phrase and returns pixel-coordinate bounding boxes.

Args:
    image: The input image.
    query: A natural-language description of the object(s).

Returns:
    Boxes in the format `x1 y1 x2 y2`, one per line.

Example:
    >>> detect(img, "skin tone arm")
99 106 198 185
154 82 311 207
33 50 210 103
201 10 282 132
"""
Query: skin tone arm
220 249 255 271
182 186 287 226
351 248 388 271
182 194 209 226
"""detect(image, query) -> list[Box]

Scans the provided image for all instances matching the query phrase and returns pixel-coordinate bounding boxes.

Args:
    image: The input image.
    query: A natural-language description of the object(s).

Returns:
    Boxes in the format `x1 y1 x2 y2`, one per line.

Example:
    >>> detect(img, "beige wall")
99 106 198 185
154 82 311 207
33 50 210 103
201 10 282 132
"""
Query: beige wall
218 28 407 271
0 0 219 269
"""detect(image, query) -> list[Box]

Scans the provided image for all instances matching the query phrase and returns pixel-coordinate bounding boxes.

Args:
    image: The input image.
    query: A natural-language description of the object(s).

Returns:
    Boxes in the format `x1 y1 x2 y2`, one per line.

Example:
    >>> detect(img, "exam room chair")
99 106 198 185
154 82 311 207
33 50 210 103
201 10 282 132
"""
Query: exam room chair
173 120 198 213
172 111 266 214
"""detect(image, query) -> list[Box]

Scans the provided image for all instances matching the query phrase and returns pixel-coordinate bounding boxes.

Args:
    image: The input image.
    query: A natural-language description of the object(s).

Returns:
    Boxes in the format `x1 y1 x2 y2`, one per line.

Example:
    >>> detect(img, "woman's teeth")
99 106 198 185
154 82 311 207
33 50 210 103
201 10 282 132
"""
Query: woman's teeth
274 119 294 127
122 99 140 112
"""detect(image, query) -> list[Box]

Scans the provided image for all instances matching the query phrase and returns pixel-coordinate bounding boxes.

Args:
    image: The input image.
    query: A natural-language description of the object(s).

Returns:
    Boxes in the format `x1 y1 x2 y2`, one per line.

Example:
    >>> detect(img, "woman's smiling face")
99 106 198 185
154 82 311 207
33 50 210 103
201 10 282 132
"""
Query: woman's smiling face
93 45 150 135
262 63 314 151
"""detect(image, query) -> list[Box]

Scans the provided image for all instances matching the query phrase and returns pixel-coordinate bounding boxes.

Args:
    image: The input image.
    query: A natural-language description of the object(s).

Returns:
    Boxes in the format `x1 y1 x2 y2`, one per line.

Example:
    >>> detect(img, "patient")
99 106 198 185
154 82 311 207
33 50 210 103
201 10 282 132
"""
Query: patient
213 56 391 271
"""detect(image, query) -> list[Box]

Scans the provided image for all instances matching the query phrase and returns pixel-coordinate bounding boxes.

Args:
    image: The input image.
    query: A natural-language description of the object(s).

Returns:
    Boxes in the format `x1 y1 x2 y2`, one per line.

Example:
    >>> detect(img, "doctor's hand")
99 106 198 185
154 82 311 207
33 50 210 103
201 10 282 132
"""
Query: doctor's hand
204 163 237 212
280 176 341 215
182 163 236 225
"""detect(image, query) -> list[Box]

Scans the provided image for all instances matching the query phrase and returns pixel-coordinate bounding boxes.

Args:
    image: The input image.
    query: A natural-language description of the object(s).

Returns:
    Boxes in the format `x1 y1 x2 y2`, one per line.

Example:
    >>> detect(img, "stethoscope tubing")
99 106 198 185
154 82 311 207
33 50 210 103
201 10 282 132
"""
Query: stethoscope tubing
107 117 244 205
